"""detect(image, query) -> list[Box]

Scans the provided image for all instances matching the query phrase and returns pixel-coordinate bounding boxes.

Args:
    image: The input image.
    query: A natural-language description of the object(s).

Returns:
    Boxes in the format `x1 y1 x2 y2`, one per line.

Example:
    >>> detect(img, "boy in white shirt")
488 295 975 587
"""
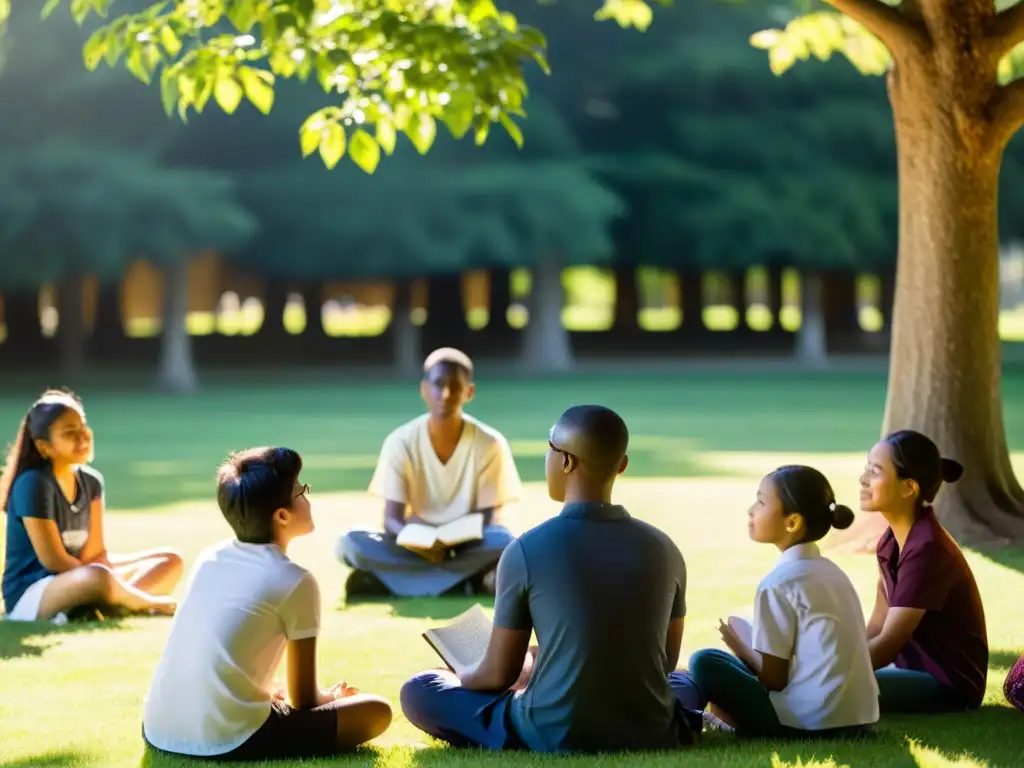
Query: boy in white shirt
143 447 392 761
336 348 522 598
671 465 878 738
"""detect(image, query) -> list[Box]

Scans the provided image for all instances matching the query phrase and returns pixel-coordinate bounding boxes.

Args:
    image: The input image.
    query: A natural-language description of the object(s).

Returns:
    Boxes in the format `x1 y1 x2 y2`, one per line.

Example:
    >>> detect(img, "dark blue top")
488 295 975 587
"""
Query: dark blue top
2 465 104 611
493 501 688 753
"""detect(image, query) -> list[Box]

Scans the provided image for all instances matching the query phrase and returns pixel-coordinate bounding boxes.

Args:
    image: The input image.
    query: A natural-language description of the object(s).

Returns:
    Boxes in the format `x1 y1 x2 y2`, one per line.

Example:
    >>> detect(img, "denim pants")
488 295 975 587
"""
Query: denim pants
400 671 524 750
875 665 968 713
674 648 873 739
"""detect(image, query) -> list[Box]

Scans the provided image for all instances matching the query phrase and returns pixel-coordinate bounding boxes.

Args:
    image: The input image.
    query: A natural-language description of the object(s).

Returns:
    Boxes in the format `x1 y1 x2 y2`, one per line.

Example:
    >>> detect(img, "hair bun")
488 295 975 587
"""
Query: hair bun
940 458 964 483
830 503 855 530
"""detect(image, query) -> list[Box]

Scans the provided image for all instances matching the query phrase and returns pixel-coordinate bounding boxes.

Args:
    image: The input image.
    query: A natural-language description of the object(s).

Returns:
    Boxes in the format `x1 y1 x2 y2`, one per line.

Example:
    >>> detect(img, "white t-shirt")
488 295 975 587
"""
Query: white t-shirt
368 413 522 526
751 542 879 731
143 540 321 757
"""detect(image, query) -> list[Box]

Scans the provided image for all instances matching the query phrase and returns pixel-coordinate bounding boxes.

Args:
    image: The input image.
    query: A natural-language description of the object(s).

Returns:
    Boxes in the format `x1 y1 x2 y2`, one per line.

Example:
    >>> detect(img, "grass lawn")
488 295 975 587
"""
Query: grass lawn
1 372 1023 768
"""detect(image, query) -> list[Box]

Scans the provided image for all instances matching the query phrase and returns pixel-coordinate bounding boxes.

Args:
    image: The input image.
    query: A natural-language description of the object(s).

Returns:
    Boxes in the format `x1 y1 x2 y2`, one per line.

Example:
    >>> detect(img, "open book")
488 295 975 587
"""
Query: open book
728 615 753 647
422 603 493 678
397 512 484 551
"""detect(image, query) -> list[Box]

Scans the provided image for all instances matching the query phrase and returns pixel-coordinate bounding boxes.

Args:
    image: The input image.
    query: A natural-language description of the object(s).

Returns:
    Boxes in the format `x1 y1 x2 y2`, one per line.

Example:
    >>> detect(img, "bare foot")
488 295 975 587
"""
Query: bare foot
148 598 177 616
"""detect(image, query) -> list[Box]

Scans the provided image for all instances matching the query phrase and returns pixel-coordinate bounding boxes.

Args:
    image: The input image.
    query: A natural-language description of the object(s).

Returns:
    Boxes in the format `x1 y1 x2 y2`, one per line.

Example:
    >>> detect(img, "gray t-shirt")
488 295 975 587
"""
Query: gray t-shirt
493 501 688 753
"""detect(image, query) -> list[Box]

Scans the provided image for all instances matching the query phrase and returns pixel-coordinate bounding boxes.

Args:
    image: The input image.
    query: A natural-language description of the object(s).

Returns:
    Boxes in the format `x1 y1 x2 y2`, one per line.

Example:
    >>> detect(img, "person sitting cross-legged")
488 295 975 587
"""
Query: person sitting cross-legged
142 447 392 762
400 405 700 753
672 466 878 739
337 347 522 598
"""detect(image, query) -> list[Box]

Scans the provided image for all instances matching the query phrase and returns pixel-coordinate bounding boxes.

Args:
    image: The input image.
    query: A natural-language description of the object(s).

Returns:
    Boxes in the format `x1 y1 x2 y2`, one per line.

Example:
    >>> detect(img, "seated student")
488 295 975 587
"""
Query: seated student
674 466 878 738
2 390 181 621
337 347 522 598
860 430 988 713
143 446 392 761
1006 654 1024 713
400 405 699 753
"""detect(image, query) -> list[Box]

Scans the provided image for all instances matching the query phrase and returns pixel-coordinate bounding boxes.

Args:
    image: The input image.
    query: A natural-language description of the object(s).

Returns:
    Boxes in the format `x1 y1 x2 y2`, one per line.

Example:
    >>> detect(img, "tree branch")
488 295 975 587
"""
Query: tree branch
987 1 1024 59
824 0 928 55
987 78 1024 151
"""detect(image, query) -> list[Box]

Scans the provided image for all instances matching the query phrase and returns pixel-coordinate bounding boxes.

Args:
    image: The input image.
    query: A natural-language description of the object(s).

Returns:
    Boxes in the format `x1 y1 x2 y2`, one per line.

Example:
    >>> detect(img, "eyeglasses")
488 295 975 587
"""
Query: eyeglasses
293 483 310 500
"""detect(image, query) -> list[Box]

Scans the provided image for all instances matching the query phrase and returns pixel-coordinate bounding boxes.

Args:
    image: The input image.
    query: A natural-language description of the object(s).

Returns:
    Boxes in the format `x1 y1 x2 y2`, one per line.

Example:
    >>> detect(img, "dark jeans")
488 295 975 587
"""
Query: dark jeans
875 665 969 714
675 649 873 740
400 671 524 750
401 670 700 751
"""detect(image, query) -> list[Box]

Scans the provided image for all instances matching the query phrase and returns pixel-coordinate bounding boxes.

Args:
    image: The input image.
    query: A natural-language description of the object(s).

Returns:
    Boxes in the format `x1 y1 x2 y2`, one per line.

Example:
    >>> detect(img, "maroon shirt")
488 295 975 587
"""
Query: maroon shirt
877 510 988 708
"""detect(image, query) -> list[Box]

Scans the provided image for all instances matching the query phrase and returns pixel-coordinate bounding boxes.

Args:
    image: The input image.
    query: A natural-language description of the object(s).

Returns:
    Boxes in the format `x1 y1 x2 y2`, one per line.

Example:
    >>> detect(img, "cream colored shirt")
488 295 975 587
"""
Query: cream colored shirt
368 413 521 526
143 540 320 756
752 542 879 731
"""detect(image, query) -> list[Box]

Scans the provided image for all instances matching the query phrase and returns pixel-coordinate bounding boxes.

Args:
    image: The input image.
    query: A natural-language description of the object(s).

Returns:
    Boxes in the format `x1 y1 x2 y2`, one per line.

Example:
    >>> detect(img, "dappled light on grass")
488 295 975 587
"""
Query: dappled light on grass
1 476 1023 767
908 739 987 768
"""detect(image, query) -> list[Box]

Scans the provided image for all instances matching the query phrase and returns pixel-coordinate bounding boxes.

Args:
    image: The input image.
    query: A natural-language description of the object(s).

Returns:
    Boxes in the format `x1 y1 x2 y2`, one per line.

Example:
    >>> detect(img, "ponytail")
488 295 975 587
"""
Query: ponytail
0 388 84 513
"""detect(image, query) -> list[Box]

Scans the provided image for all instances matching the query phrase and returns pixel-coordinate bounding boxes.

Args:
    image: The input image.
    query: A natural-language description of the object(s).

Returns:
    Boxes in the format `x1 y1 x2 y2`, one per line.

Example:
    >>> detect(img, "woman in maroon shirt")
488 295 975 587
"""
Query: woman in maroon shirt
1006 654 1024 712
859 430 988 713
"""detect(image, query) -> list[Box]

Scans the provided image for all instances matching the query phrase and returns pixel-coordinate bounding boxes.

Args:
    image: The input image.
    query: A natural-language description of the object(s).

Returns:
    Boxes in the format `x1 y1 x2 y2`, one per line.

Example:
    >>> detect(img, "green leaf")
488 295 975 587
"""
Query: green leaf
498 112 524 148
193 73 215 113
159 25 181 56
442 91 475 139
125 46 152 84
299 113 325 157
407 114 436 155
41 0 62 20
319 122 346 169
376 118 397 156
214 72 244 113
227 0 258 33
595 0 653 32
160 69 179 116
70 0 90 25
239 66 275 114
82 28 108 71
474 115 491 146
348 129 380 174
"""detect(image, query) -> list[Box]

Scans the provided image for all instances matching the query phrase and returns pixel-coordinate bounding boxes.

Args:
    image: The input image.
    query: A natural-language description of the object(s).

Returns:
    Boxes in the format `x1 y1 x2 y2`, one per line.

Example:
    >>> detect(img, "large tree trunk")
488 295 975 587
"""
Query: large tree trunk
57 274 86 378
612 265 639 332
522 258 573 373
392 278 420 378
423 274 467 352
796 271 827 369
489 267 512 332
260 278 290 342
835 5 1024 549
155 259 199 393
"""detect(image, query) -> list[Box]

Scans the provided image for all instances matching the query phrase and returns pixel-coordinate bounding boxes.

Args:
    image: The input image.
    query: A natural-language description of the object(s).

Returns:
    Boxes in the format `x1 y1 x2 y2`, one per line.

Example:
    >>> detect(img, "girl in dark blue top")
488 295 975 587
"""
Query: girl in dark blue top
2 390 182 621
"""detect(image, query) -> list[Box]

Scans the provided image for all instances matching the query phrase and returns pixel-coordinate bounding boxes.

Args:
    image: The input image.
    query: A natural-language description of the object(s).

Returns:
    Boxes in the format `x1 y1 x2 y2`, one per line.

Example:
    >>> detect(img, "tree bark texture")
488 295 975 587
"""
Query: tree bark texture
522 258 573 373
612 265 639 332
797 271 827 368
392 278 421 378
57 274 86 379
156 259 199 394
835 0 1024 547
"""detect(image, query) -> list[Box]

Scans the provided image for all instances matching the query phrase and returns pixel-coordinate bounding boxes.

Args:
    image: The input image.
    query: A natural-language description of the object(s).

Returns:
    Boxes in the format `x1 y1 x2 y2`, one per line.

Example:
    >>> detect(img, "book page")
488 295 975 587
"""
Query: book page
728 615 753 647
396 523 439 550
437 513 484 547
422 604 493 677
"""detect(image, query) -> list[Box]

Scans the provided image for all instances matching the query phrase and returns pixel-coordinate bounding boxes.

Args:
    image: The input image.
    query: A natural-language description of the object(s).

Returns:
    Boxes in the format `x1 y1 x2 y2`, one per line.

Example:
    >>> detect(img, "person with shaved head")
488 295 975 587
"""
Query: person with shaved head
336 348 522 599
400 405 700 754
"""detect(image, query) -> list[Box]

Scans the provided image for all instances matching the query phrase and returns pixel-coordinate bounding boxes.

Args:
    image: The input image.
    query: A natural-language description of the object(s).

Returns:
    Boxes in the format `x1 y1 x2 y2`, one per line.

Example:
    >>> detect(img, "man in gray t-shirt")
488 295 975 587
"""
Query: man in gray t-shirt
400 405 697 753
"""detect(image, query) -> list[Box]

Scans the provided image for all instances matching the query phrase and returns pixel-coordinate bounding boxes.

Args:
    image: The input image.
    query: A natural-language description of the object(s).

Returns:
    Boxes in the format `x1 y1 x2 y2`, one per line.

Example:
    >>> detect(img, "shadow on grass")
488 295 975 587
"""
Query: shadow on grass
139 744 386 767
2 752 95 768
400 708 1024 768
339 595 493 621
978 546 1024 575
991 648 1022 671
0 616 126 661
